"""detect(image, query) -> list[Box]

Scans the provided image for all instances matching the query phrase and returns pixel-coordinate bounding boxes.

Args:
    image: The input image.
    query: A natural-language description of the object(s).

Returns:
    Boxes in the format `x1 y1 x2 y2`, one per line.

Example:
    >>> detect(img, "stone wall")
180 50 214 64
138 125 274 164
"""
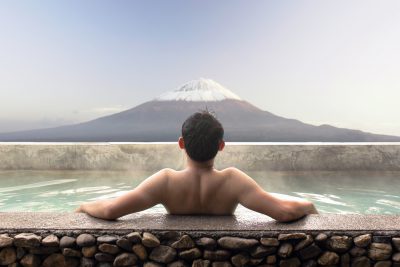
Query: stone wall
1 231 400 267
0 143 400 171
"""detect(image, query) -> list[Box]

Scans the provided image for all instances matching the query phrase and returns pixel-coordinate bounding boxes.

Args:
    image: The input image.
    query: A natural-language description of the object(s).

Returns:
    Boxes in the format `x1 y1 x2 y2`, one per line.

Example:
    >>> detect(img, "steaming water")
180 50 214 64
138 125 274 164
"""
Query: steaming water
0 170 399 215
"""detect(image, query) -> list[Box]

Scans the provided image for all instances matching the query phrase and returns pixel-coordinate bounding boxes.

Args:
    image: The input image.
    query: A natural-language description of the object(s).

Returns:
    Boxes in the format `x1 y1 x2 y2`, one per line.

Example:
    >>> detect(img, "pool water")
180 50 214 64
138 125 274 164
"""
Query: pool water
0 170 399 215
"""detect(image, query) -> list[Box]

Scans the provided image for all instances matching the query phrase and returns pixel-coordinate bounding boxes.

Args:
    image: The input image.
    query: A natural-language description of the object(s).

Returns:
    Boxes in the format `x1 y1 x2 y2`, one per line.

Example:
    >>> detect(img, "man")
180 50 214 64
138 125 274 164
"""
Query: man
75 111 318 221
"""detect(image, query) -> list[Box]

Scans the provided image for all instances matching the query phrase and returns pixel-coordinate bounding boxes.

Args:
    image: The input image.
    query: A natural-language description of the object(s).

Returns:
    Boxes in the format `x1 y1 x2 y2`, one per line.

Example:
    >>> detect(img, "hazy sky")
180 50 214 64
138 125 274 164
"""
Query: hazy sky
1 1 399 136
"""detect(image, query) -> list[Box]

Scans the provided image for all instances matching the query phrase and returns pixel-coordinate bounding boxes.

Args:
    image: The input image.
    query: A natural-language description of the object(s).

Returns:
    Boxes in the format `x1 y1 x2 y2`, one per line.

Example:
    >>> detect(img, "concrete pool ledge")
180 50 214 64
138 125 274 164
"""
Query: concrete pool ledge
1 212 400 234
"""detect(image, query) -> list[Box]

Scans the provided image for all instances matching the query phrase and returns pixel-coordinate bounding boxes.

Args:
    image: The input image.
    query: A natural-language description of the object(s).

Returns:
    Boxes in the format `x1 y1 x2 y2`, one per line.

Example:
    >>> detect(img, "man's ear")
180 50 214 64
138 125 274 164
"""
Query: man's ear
218 140 225 151
178 137 185 149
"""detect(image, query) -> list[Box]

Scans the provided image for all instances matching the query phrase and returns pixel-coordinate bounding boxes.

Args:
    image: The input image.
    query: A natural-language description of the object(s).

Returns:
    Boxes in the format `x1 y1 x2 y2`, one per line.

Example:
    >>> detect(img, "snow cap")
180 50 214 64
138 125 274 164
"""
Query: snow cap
154 78 242 102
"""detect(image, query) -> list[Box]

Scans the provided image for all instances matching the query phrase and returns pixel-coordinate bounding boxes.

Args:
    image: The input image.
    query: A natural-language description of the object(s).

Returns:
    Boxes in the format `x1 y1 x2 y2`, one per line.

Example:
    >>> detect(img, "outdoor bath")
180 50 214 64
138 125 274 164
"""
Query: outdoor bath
1 142 400 266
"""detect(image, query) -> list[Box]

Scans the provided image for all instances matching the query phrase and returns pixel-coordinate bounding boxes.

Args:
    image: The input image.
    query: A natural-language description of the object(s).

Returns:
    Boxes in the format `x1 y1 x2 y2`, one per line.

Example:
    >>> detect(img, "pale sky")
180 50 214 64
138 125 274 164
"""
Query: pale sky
0 0 399 136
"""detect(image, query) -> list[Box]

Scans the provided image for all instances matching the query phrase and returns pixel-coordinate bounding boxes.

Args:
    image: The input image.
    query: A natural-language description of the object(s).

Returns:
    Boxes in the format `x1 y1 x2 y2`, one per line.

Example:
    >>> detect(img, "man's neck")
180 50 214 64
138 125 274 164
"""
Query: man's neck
186 156 215 170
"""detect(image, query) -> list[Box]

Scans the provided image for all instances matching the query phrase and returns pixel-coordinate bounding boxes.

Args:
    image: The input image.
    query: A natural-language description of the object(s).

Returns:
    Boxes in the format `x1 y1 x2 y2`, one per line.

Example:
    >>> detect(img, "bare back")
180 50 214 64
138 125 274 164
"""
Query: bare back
88 165 317 222
162 168 238 215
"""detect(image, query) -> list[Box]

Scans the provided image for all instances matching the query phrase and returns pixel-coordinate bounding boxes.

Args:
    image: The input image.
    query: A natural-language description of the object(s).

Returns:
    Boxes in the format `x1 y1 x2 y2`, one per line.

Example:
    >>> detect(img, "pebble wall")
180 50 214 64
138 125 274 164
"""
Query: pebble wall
1 231 400 267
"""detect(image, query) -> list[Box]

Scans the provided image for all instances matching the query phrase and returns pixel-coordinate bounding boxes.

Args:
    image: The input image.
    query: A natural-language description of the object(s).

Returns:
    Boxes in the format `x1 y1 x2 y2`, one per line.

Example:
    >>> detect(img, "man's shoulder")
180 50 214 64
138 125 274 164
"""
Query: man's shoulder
220 167 242 174
156 168 176 177
159 168 176 173
219 167 247 180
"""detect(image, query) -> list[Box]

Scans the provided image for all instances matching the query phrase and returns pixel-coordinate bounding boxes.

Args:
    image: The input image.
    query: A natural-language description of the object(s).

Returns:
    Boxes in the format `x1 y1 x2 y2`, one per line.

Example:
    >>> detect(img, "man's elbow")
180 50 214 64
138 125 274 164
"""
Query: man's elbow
102 203 121 220
102 211 118 220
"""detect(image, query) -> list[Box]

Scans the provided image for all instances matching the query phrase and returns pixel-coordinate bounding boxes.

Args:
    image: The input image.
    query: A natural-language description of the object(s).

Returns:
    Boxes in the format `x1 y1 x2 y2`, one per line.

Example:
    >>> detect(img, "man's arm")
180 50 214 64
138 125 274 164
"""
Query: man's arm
231 168 318 222
75 169 169 220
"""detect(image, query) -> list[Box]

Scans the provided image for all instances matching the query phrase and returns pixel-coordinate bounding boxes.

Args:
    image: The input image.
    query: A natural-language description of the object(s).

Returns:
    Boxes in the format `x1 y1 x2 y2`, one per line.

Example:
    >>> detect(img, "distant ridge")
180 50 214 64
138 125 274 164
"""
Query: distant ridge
0 78 399 142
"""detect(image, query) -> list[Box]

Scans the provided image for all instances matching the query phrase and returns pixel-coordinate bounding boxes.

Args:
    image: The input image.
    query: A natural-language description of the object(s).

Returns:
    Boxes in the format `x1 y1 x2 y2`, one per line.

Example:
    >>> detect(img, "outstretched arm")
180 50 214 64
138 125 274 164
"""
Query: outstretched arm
231 168 318 222
75 169 169 220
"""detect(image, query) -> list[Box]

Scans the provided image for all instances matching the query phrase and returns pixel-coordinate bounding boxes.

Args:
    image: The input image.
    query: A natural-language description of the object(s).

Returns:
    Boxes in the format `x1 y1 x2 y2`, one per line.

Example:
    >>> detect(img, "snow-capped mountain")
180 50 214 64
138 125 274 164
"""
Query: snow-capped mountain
154 78 242 102
0 78 399 142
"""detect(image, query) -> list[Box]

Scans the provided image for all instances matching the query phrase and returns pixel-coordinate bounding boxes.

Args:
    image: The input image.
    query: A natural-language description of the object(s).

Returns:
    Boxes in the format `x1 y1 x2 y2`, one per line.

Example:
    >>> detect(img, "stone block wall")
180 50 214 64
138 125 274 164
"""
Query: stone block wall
1 231 400 267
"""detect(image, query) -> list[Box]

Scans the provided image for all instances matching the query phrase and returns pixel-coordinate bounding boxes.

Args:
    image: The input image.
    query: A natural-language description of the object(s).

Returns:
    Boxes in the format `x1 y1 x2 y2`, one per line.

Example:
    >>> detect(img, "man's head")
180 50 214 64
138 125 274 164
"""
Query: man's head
179 110 225 162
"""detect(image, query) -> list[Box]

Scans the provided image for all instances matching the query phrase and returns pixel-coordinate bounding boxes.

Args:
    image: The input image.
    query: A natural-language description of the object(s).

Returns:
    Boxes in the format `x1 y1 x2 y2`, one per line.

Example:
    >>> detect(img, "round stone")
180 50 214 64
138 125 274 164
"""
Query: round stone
179 247 202 260
59 236 76 248
231 252 250 267
132 244 147 261
278 243 293 258
116 238 132 251
250 245 276 258
149 245 177 264
76 234 96 247
20 253 41 267
393 252 400 262
0 247 17 265
368 243 392 261
327 235 352 253
142 232 160 248
0 234 13 248
260 237 279 247
42 234 59 247
294 235 313 251
317 251 339 266
62 248 82 257
82 246 97 258
126 232 142 243
351 256 371 267
42 253 66 267
98 243 120 255
113 252 137 266
217 236 258 250
354 234 372 248
195 237 217 250
97 235 118 244
314 233 328 247
14 233 42 248
171 235 195 249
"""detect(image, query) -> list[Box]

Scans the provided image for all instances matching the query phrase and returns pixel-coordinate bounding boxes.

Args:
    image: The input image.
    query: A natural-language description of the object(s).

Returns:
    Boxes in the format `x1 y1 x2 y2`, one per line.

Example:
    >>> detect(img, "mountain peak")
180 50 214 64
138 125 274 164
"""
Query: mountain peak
154 78 242 102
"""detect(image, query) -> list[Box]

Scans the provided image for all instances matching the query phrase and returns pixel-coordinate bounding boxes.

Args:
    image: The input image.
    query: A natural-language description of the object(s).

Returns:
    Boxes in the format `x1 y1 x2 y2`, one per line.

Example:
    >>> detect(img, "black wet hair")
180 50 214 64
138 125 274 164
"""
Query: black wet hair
181 110 224 162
